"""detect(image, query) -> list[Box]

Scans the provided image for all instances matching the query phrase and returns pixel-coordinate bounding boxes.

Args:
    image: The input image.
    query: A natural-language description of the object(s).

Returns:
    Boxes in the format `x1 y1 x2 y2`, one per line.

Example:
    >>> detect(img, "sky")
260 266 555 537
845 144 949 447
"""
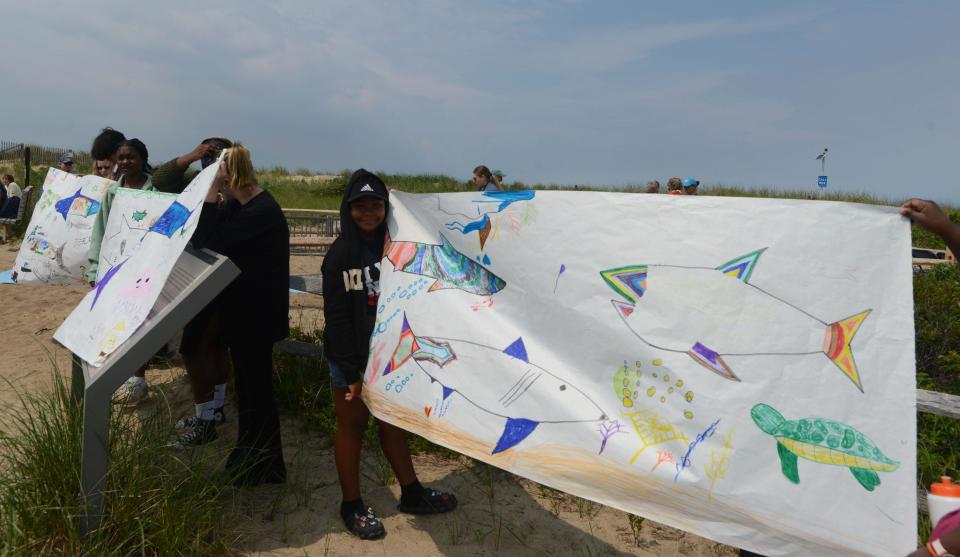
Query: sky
1 1 957 202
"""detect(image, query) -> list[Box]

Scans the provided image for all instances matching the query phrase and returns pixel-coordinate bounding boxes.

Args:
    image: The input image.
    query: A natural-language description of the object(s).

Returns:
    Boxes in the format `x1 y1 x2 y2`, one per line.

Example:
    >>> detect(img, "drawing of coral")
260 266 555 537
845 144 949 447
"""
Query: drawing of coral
623 409 690 464
750 403 899 491
381 315 607 454
613 358 694 419
601 249 871 391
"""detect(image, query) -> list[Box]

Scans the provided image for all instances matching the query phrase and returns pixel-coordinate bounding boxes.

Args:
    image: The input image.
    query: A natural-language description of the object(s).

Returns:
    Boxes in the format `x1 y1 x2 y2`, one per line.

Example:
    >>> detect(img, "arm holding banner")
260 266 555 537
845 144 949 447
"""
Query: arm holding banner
901 198 960 259
84 181 118 285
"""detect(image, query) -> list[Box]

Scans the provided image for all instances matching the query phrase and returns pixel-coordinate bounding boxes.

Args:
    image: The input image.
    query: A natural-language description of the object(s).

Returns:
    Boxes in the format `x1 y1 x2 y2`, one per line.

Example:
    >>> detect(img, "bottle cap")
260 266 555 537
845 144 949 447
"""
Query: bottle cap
931 476 960 497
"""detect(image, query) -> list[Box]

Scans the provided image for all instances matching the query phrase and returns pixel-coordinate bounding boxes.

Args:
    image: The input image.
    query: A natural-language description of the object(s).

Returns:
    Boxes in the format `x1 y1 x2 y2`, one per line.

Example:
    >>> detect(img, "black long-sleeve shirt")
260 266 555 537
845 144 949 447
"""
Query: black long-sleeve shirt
191 191 289 344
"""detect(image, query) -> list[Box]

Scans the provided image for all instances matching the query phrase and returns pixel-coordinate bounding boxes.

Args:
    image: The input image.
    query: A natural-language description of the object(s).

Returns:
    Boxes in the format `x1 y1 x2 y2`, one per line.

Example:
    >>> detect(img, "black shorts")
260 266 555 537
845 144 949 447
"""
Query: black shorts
179 301 225 356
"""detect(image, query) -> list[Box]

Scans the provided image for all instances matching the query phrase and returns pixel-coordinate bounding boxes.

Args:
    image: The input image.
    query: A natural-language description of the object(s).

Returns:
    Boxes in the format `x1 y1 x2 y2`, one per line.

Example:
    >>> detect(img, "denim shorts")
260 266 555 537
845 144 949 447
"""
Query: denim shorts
328 360 350 389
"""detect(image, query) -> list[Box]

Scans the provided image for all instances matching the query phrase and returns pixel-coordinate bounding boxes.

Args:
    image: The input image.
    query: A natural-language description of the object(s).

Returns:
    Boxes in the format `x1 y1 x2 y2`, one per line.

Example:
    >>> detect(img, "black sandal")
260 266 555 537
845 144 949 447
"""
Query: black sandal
345 507 386 540
397 488 458 514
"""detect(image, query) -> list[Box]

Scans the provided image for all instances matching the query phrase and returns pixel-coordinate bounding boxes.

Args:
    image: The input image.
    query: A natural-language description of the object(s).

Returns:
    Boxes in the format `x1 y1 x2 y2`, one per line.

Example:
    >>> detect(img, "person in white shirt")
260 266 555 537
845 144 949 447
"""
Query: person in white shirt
2 175 22 198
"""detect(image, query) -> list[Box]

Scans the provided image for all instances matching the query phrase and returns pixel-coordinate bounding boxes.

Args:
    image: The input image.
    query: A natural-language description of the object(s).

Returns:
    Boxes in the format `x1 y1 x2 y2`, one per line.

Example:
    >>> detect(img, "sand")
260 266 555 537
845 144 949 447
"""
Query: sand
0 243 735 556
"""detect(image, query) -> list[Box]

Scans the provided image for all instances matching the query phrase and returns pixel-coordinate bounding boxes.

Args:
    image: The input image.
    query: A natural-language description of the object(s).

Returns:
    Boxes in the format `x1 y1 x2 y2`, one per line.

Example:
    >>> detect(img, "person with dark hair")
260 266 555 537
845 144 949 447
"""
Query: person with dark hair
667 177 683 195
190 144 289 484
153 136 233 194
473 164 501 192
143 136 236 447
90 127 126 179
85 138 155 405
322 169 458 540
0 175 20 219
645 180 661 194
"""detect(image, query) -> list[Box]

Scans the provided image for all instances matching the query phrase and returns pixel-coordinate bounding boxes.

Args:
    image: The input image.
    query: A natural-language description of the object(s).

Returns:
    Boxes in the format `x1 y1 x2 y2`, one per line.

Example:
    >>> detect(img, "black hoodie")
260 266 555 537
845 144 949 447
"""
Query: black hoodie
321 169 390 385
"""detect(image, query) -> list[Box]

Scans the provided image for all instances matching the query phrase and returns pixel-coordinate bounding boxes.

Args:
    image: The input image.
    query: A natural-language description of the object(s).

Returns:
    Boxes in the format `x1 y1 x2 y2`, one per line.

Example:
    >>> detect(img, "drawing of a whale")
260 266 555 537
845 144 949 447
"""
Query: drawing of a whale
384 230 506 296
382 315 607 454
602 249 871 391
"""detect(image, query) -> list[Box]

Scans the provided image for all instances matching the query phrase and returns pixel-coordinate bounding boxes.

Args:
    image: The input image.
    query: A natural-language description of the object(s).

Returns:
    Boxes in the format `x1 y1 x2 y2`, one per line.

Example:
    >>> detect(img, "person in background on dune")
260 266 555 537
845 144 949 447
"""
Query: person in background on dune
473 165 501 192
322 169 458 540
667 177 683 195
58 153 75 174
682 177 700 195
645 180 660 194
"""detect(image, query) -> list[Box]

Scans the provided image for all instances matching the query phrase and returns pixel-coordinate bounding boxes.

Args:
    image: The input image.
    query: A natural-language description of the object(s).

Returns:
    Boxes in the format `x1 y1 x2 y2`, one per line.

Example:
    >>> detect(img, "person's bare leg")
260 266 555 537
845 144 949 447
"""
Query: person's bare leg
333 388 370 500
183 351 216 404
378 420 417 486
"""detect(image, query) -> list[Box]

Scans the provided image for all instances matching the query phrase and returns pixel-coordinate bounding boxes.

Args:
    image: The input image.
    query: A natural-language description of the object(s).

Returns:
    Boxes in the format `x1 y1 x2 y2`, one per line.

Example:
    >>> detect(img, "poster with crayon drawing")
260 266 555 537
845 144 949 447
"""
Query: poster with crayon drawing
12 168 113 285
96 188 178 284
364 190 916 556
54 158 218 367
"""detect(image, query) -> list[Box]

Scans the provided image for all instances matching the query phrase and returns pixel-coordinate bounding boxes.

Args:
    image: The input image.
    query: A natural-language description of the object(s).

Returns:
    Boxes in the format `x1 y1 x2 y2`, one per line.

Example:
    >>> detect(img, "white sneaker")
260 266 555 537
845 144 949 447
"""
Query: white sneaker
113 378 149 406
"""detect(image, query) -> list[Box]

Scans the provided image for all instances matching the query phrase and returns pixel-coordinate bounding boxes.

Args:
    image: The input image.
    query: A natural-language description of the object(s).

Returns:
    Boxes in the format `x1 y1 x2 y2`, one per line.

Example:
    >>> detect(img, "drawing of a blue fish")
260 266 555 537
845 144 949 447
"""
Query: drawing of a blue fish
382 315 608 454
54 189 101 220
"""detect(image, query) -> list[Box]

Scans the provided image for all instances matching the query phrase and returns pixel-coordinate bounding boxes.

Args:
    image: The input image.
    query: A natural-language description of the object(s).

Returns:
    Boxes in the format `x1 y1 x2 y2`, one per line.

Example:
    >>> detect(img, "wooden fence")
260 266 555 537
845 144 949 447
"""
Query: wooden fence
0 140 91 168
282 208 339 255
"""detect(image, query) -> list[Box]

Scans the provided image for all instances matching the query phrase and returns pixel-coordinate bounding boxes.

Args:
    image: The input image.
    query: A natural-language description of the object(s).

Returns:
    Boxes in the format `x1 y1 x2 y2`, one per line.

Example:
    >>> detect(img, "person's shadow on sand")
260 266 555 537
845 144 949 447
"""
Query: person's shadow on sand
223 415 732 556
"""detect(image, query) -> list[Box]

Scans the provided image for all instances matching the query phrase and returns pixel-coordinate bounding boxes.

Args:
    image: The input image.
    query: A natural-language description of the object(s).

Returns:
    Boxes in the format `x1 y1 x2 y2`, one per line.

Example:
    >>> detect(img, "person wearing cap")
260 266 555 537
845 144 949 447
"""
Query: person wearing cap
322 169 458 540
190 144 289 485
473 165 501 192
493 169 506 187
667 177 683 195
58 153 75 173
682 178 700 195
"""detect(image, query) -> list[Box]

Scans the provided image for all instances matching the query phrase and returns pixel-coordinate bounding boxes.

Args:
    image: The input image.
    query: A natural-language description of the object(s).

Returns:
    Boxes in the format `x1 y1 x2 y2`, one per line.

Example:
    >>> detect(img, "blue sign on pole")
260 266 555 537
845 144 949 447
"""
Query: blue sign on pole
818 175 828 188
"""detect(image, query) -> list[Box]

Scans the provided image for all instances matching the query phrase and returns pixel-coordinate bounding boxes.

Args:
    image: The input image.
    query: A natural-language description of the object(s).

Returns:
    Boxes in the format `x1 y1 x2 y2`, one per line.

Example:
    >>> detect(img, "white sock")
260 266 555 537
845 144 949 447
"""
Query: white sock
129 376 147 386
196 400 217 421
213 383 226 408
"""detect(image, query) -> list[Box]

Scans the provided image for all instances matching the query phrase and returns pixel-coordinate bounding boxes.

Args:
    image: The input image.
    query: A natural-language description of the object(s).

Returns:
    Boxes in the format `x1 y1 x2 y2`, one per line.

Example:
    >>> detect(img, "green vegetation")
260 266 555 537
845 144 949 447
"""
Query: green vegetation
0 371 232 555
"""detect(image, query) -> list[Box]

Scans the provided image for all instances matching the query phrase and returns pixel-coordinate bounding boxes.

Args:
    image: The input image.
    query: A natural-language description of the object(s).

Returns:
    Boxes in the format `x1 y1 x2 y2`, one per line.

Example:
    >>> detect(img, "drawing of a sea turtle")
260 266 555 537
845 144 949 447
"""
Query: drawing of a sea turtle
750 403 899 491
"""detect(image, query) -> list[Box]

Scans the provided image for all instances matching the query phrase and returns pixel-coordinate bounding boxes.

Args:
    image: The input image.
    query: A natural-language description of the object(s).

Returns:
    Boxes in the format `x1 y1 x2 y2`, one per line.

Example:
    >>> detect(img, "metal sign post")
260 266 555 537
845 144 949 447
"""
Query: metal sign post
69 247 239 534
816 148 828 191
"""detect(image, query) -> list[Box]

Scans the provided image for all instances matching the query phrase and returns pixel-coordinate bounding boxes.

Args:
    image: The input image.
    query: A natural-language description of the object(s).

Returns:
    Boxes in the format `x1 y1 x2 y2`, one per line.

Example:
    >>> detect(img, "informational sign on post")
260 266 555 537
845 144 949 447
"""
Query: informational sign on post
71 247 239 532
818 175 828 188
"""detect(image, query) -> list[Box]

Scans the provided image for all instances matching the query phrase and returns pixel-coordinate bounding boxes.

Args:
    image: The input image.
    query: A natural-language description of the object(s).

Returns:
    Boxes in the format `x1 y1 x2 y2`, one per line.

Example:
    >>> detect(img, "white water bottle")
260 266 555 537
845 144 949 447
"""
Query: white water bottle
928 476 960 527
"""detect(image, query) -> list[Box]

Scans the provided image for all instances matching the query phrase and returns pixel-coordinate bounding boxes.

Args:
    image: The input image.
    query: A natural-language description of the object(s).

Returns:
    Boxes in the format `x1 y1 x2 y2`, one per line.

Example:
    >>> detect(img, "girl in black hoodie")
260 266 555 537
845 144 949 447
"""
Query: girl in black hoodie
322 169 457 540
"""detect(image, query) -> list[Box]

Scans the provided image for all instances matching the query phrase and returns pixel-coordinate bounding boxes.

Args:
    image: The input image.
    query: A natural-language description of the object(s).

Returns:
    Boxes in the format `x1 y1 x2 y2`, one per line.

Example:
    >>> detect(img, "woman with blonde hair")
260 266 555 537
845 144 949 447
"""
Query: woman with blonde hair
191 143 290 485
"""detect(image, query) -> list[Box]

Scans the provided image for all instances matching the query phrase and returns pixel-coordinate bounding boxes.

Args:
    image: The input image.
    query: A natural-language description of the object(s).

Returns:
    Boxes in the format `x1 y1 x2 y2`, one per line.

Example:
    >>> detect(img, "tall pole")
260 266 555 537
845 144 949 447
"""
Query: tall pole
23 146 30 190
